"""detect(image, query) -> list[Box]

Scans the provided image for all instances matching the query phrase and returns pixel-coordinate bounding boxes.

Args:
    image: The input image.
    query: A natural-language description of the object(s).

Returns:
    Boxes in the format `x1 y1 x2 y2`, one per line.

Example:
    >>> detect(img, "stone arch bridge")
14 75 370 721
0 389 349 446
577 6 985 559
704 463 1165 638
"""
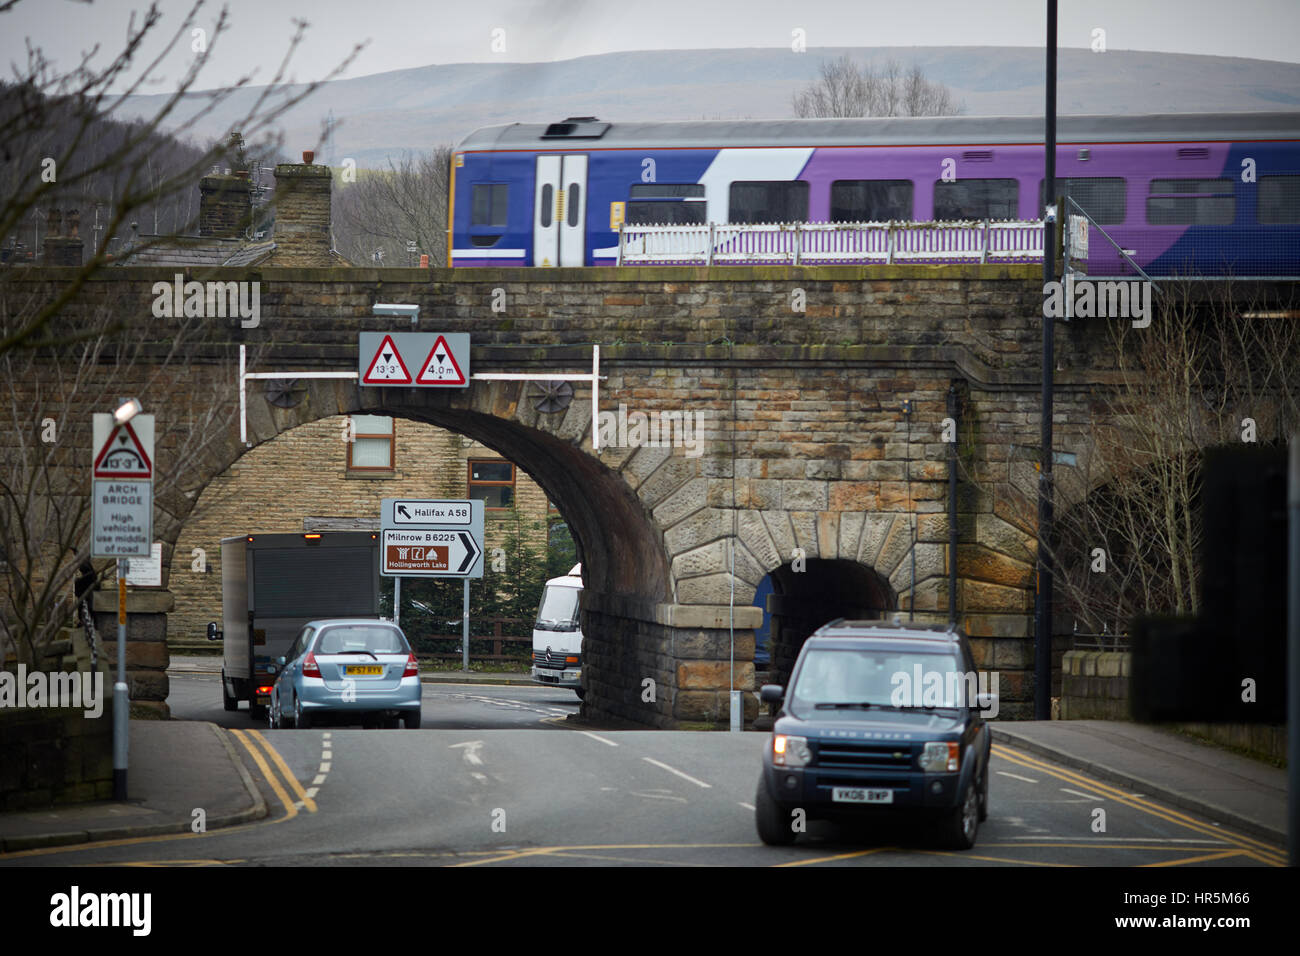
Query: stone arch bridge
12 264 1281 726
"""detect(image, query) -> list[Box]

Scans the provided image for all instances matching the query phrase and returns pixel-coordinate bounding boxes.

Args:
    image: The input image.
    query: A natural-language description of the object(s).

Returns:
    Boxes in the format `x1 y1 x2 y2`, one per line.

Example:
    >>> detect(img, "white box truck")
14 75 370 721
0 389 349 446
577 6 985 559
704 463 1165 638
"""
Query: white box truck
531 563 584 699
207 532 381 717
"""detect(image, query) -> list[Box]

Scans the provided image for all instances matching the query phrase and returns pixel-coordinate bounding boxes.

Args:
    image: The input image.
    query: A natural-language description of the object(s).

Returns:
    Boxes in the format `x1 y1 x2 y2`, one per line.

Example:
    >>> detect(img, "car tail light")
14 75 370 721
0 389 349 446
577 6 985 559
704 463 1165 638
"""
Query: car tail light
403 653 418 677
302 653 320 677
257 686 273 695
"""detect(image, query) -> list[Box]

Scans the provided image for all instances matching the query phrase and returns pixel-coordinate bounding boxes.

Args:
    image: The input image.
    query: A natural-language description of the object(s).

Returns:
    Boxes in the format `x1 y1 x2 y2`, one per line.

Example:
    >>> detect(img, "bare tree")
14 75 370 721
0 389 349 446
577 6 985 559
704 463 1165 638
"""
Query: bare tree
0 0 364 354
961 282 1300 638
333 147 454 266
793 55 964 118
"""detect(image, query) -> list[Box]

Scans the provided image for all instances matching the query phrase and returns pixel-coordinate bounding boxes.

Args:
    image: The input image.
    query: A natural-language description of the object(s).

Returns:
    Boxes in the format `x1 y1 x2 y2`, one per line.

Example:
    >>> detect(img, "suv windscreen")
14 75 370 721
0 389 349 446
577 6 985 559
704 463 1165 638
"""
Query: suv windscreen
314 625 409 655
535 586 580 630
788 647 968 718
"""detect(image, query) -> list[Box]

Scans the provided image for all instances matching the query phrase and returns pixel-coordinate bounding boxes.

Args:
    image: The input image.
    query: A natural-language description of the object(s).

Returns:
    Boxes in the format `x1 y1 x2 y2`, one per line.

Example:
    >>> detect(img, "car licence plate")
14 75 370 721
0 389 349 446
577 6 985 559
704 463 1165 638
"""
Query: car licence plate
832 787 893 804
345 665 383 676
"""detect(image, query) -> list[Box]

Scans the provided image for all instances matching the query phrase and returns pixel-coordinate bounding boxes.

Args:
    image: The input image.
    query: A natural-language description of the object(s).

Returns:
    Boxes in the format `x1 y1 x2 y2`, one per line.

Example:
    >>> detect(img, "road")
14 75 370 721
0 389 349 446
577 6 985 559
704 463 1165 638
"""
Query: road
2 673 1285 868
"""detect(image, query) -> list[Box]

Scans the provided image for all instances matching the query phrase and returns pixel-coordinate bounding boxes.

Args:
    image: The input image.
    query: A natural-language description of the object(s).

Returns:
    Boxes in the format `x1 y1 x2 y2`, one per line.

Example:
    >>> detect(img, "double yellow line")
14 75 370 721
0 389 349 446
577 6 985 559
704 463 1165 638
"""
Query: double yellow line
229 729 317 817
992 744 1285 867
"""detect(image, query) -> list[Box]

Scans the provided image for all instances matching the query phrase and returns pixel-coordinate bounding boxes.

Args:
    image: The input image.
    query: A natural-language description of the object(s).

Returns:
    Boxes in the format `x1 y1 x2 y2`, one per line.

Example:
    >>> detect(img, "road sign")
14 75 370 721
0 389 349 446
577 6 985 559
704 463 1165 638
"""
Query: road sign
91 479 153 557
415 335 467 385
92 413 154 479
358 332 470 388
380 498 483 578
361 333 412 384
382 529 482 576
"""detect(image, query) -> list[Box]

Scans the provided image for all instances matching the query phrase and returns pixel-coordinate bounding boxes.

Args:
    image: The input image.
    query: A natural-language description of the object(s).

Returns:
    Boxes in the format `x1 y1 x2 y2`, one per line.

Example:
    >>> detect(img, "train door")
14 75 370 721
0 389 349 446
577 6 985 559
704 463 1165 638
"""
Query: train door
533 154 587 266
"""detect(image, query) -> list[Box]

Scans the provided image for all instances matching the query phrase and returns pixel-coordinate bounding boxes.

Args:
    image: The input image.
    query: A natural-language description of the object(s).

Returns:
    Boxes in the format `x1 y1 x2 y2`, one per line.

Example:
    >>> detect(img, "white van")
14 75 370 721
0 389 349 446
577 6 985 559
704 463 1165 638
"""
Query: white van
531 563 584 699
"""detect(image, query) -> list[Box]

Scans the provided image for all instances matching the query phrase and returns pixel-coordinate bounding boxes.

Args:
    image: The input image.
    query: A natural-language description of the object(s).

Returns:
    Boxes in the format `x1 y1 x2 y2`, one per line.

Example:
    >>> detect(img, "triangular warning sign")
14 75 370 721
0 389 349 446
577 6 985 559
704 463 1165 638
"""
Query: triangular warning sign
362 334 412 384
93 421 153 479
415 335 467 385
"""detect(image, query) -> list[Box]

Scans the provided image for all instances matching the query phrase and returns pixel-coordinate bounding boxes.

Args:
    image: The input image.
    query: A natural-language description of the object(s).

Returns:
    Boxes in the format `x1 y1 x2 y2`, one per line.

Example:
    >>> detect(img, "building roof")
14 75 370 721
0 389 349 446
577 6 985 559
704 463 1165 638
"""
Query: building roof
116 236 276 267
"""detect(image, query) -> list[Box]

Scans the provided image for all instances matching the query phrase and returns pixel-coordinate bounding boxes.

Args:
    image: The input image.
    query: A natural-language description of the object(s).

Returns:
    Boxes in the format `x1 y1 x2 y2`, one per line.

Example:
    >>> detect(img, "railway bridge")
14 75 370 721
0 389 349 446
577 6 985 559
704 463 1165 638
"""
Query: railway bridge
9 263 1289 726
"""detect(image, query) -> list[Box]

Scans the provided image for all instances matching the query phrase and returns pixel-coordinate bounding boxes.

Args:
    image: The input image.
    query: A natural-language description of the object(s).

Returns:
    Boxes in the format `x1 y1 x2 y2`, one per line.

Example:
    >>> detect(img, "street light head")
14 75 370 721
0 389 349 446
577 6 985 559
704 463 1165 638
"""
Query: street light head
113 397 142 425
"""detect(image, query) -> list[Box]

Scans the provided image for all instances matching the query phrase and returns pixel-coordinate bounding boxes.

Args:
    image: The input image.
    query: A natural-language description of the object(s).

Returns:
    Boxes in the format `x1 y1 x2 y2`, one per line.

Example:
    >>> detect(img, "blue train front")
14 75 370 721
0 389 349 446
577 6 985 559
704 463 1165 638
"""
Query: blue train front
449 113 1300 276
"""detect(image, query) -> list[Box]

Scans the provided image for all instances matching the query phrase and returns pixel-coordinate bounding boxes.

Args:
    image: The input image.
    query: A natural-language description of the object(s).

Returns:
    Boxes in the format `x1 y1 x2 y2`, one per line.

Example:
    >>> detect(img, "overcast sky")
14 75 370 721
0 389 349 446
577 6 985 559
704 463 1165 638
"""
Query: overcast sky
4 0 1298 92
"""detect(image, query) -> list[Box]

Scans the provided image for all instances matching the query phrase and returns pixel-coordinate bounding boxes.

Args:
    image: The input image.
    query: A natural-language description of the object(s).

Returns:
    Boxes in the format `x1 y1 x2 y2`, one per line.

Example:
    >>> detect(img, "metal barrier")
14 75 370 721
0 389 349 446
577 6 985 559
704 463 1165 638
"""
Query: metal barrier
617 219 1045 266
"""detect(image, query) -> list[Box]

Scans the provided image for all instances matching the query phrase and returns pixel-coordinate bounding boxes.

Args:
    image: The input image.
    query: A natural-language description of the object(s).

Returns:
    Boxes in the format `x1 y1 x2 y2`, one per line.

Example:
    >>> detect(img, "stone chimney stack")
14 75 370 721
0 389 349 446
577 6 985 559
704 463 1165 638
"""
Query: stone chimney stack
43 206 84 266
199 172 251 238
269 160 334 266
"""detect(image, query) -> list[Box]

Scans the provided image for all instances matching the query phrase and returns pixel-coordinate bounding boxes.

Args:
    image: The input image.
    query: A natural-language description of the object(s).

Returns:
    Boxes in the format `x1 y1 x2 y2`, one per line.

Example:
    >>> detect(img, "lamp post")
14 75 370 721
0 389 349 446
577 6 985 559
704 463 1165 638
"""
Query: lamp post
110 397 142 799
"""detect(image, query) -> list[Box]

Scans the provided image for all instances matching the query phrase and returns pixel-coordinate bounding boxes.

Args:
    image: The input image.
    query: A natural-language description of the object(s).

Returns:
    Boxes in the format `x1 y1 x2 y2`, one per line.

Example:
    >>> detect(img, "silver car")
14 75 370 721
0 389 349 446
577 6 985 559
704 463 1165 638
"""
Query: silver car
269 619 421 729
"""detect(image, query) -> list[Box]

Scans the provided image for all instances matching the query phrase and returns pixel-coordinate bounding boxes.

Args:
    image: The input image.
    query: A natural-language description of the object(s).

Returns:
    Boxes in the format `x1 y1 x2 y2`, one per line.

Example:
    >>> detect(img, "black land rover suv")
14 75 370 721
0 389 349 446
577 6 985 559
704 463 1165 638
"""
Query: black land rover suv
755 619 994 850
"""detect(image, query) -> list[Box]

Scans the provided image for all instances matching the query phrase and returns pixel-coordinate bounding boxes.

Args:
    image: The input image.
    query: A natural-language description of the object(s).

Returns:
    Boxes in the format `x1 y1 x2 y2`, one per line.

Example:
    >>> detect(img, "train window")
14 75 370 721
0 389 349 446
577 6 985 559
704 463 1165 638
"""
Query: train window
567 184 581 227
1258 176 1300 224
830 180 913 221
729 181 809 223
472 184 509 227
540 184 554 228
625 201 707 225
630 184 705 198
1038 177 1126 224
1146 179 1235 225
933 179 1019 220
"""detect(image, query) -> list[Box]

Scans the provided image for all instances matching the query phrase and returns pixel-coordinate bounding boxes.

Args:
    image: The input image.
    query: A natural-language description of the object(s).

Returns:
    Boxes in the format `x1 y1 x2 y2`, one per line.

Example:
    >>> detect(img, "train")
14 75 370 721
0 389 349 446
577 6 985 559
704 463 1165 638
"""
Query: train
448 112 1300 276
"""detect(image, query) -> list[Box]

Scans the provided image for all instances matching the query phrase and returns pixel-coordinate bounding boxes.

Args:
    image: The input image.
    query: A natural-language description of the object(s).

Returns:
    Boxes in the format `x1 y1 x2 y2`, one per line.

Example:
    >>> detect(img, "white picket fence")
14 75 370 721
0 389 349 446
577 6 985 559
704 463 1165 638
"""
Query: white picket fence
616 220 1044 266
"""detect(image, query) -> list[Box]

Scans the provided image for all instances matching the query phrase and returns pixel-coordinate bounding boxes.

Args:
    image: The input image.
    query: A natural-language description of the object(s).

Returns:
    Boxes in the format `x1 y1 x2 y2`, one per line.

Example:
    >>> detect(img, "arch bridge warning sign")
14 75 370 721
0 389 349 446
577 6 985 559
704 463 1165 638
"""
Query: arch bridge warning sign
359 332 469 387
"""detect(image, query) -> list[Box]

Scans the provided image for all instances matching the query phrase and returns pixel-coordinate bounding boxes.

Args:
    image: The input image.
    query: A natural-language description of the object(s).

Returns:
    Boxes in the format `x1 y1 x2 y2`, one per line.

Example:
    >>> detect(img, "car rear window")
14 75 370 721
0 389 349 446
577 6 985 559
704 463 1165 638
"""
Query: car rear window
789 647 967 716
314 625 409 655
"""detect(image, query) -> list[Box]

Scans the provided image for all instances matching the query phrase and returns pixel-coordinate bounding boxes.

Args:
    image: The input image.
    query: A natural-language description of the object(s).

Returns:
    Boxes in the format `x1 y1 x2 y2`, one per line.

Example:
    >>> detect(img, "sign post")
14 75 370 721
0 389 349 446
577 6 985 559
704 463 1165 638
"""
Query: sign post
380 499 485 671
92 409 154 802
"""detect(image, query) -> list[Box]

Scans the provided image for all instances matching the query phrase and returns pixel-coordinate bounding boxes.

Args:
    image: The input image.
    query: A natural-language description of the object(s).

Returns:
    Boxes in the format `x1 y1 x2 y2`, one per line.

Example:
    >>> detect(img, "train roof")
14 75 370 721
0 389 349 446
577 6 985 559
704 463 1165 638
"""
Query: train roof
456 112 1300 152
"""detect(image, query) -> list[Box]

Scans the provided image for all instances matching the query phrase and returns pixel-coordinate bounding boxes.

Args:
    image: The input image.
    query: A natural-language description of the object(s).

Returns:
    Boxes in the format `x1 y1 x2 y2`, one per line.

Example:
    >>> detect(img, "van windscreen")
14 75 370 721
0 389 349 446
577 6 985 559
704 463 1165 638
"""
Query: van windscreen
535 586 580 630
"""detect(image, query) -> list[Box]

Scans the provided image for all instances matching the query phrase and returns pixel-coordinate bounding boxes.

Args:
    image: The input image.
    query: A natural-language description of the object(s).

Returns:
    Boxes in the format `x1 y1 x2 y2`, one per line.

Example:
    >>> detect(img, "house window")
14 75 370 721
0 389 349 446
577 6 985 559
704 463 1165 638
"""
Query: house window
1146 179 1235 225
1038 177 1127 224
933 179 1019 220
348 415 394 471
1258 176 1300 224
471 184 509 226
728 181 809 223
469 459 515 509
830 180 914 221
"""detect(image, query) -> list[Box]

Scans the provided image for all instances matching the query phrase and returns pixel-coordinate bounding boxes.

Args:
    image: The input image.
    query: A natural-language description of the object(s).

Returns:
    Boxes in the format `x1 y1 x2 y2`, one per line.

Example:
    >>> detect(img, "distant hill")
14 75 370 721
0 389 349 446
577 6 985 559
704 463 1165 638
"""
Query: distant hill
112 46 1300 169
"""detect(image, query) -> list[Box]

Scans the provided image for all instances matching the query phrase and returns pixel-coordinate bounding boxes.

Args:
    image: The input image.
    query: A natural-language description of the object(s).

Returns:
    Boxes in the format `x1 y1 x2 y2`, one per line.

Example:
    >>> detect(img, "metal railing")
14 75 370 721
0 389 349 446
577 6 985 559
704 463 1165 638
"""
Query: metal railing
617 219 1045 266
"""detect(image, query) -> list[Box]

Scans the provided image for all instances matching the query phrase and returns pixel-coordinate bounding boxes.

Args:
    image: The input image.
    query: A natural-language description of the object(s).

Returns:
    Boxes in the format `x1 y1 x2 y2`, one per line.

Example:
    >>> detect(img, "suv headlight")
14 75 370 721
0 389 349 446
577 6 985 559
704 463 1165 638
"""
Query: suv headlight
920 742 959 772
773 734 811 768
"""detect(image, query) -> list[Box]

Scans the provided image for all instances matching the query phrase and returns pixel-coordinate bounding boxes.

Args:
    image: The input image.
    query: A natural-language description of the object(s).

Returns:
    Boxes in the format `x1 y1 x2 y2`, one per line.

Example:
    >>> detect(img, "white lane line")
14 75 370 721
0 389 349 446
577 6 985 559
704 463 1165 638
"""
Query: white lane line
1061 787 1101 800
305 787 319 799
319 761 331 773
470 772 489 783
739 802 756 811
450 740 485 765
642 757 711 789
312 774 327 785
322 733 331 740
996 770 1039 784
579 731 618 747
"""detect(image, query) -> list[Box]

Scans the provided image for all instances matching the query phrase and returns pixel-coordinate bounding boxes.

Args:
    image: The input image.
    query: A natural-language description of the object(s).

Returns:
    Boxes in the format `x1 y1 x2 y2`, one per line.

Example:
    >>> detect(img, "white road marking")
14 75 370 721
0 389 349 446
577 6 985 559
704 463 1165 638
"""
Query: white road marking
322 732 331 740
312 774 327 785
996 770 1039 784
319 761 331 773
451 740 485 765
1061 787 1101 800
305 787 319 799
470 772 489 783
739 802 756 811
642 757 711 789
579 731 618 747
629 791 688 803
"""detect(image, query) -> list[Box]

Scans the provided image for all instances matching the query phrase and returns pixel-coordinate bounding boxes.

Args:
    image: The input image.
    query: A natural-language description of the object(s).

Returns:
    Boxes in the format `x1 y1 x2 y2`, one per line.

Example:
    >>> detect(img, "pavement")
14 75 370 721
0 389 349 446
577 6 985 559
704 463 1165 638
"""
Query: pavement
0 661 1288 855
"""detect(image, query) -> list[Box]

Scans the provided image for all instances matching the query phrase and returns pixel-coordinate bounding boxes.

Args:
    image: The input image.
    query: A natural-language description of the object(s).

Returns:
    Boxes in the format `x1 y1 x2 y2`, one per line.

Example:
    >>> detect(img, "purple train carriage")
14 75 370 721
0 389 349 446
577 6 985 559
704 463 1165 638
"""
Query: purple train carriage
448 112 1300 276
